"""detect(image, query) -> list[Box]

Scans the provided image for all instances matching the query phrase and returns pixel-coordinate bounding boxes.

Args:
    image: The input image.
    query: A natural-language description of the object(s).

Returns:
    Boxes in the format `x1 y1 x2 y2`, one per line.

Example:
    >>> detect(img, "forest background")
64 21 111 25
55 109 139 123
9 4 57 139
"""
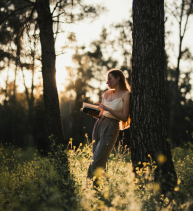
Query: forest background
0 0 193 153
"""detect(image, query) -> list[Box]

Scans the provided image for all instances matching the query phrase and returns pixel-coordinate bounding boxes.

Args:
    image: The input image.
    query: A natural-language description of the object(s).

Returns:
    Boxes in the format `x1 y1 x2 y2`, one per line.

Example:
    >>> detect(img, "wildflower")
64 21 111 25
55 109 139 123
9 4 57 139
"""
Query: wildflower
80 198 89 209
93 176 97 181
103 191 108 199
146 183 153 191
126 172 135 183
94 167 104 178
164 197 170 204
103 186 109 199
154 183 160 191
177 178 181 185
110 153 114 157
111 195 120 206
135 178 139 184
174 186 179 191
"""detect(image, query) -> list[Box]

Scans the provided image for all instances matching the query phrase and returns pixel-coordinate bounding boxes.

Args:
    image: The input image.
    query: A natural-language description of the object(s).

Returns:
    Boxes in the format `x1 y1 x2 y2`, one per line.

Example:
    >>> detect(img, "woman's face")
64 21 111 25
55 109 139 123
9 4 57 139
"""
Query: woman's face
106 73 119 89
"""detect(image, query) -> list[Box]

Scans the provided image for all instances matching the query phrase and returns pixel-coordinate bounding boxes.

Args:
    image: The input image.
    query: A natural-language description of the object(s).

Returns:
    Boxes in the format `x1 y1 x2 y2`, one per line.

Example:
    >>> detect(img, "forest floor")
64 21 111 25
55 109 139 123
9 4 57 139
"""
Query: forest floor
0 140 193 211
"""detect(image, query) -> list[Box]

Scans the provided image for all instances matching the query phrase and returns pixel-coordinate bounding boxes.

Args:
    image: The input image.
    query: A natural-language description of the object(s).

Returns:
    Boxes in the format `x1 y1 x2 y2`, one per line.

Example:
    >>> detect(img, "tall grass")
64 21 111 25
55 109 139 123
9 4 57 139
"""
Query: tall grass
68 138 193 211
0 142 77 211
0 139 193 210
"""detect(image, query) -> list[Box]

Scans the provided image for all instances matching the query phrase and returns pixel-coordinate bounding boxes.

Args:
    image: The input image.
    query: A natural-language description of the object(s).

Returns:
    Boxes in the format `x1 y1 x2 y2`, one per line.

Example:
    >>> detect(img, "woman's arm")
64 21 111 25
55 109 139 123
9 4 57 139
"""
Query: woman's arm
98 92 130 122
87 91 108 118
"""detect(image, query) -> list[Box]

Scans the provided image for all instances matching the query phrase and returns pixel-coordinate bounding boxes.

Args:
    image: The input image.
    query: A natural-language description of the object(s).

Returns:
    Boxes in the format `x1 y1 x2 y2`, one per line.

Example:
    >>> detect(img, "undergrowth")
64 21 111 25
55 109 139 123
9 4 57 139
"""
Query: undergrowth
68 138 193 211
0 138 193 211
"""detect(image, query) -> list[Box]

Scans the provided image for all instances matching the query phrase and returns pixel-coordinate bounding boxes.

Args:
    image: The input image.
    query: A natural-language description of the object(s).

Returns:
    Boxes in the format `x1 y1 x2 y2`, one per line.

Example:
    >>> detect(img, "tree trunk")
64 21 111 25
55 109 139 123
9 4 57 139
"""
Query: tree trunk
131 0 177 192
2 58 10 143
34 4 76 205
35 0 65 148
29 55 35 145
12 53 18 146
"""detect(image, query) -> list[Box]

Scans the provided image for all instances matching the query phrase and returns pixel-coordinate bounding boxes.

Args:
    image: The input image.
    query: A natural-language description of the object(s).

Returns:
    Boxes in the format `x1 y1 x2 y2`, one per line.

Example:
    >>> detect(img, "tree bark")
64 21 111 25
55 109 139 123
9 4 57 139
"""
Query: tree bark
131 0 177 192
34 4 75 205
35 0 65 147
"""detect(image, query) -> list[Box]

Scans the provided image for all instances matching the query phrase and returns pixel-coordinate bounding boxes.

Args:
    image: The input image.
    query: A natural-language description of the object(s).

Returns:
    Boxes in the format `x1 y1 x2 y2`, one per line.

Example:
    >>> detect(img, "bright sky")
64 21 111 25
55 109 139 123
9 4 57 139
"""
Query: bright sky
0 0 132 104
55 0 132 93
55 0 193 94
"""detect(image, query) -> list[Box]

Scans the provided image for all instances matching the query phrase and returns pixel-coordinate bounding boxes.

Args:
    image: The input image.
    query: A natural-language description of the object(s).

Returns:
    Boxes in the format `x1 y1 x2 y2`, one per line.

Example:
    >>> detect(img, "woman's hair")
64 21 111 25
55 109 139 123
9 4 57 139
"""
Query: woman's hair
107 68 130 91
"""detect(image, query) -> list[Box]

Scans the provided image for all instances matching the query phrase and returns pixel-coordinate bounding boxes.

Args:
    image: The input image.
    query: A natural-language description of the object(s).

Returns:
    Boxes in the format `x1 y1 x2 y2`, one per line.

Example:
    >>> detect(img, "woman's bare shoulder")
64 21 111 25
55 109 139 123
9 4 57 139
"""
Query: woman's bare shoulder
122 91 130 101
103 90 111 98
123 90 130 97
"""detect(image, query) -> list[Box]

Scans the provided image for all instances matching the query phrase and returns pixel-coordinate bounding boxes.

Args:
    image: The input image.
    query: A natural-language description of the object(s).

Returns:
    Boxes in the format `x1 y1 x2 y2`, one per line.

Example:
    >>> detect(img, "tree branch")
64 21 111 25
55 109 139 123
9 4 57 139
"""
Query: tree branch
51 0 63 15
56 51 66 57
52 11 67 18
179 0 185 39
22 0 35 5
165 4 180 22
0 4 33 25
53 20 73 24
54 0 62 42
182 0 193 38
12 6 36 43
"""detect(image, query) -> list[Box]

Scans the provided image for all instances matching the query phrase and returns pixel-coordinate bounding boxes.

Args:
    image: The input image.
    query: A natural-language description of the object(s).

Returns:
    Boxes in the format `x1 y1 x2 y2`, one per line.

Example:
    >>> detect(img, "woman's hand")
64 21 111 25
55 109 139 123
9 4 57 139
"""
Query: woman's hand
97 103 109 112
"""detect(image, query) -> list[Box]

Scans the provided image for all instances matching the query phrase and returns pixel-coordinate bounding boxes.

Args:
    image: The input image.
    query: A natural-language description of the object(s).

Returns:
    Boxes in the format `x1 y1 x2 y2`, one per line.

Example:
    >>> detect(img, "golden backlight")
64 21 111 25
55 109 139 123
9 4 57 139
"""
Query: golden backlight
56 60 68 92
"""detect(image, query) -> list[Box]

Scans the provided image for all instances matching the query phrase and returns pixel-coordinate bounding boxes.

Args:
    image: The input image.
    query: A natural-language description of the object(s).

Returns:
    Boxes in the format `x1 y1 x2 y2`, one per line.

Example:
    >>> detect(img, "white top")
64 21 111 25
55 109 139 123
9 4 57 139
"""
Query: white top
102 97 124 120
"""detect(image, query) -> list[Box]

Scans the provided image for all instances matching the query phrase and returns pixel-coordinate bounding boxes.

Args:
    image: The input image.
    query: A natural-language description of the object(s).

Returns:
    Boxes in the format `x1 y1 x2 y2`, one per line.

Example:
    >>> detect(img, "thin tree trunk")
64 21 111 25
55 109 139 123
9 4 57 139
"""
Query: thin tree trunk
12 31 22 146
2 57 10 142
131 0 177 192
12 61 17 146
34 4 76 205
30 52 35 144
35 0 65 148
4 57 10 109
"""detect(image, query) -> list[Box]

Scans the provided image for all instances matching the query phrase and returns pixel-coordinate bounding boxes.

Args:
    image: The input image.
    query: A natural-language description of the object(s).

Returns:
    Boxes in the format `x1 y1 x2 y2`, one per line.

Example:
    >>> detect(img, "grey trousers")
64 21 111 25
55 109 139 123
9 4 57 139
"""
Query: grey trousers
87 116 119 179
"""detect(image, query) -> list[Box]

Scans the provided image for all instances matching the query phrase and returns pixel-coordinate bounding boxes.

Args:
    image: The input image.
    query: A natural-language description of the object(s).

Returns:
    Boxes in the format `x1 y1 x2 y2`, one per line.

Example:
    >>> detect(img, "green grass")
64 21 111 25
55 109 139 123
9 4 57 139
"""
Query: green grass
0 140 193 211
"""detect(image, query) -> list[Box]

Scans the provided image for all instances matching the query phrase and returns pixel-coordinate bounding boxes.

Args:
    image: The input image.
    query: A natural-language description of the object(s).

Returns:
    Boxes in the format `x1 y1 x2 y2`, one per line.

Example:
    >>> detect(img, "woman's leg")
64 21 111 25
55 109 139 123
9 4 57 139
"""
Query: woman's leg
87 117 119 181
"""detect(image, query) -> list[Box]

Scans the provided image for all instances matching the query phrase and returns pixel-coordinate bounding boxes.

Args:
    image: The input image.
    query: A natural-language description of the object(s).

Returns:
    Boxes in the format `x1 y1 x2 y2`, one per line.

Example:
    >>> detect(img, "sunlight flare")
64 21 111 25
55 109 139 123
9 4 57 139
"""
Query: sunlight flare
56 64 67 92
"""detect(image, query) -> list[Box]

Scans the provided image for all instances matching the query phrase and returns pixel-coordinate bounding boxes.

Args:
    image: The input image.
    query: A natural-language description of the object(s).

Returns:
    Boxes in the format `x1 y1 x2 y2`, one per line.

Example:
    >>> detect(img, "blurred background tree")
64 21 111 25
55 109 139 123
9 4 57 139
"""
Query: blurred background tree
165 0 193 145
0 0 106 151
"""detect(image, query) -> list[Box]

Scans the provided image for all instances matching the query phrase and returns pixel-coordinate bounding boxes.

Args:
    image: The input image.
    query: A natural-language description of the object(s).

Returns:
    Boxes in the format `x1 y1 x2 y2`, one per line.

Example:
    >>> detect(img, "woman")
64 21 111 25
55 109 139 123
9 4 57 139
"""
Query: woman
87 68 131 187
